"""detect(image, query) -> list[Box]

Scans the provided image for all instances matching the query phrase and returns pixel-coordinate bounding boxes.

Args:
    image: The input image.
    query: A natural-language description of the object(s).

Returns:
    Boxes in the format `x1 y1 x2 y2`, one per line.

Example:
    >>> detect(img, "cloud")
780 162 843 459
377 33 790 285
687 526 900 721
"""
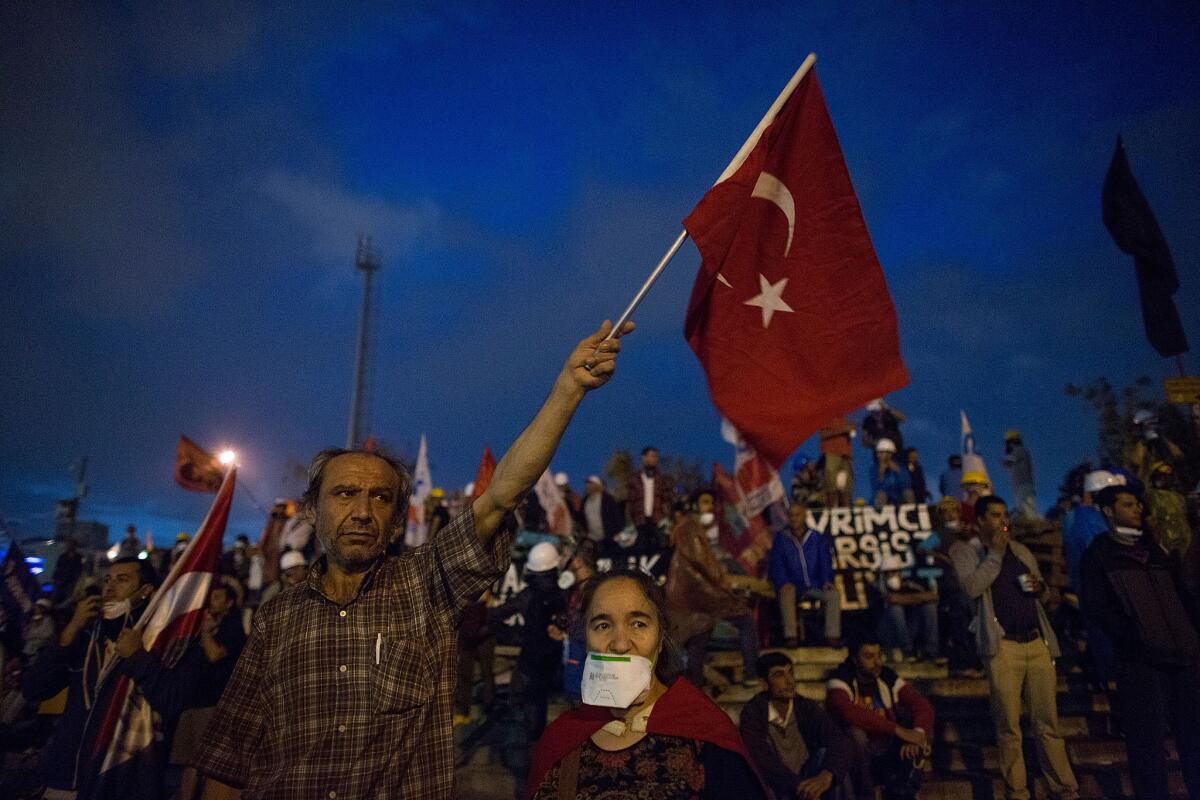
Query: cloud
259 171 442 269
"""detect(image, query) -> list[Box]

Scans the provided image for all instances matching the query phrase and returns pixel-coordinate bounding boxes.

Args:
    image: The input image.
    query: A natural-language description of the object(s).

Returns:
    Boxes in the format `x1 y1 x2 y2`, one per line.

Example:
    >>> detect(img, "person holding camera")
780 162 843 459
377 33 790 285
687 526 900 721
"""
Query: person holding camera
950 496 1078 800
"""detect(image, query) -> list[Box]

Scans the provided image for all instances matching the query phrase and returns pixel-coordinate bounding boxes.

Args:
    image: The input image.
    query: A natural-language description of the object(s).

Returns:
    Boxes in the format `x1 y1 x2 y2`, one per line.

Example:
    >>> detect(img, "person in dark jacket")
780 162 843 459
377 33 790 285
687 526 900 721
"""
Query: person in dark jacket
21 557 187 798
1081 485 1200 799
572 475 625 557
493 543 566 741
740 651 851 800
173 582 247 800
826 636 933 800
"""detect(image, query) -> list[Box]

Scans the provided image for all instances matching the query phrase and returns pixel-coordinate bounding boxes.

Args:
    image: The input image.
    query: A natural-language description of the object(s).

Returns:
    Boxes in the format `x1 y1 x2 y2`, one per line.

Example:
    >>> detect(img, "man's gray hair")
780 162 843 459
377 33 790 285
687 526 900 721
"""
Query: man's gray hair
301 448 413 528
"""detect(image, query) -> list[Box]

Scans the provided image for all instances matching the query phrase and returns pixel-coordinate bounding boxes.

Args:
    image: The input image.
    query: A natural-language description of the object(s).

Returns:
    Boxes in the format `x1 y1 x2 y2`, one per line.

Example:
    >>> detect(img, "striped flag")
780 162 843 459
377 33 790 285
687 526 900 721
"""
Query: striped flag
79 469 235 799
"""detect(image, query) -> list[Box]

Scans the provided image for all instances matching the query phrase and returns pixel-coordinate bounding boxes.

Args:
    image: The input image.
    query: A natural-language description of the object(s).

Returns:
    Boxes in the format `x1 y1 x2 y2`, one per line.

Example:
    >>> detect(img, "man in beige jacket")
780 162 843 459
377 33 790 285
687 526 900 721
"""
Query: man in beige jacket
950 495 1078 800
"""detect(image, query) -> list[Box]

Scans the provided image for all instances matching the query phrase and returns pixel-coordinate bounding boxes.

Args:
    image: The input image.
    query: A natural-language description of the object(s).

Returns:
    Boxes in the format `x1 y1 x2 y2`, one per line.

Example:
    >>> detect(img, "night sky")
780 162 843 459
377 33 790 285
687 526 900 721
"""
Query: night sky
3 2 1199 545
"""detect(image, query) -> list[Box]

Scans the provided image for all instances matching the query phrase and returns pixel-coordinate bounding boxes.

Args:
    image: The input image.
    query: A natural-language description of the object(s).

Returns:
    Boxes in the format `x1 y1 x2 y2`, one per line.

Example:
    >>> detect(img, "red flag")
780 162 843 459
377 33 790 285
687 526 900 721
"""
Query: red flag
712 463 773 575
174 435 223 493
684 68 908 467
81 470 235 798
472 447 496 499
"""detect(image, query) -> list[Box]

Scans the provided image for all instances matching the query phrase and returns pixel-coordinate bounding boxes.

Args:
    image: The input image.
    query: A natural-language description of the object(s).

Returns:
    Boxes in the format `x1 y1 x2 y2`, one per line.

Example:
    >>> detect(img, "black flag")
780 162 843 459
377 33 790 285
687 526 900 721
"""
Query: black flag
1102 136 1188 357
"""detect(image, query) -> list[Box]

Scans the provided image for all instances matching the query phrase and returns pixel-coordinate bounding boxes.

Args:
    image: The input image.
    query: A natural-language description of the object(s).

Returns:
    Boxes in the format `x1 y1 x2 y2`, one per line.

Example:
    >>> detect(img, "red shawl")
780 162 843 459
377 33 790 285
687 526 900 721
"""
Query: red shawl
524 677 763 799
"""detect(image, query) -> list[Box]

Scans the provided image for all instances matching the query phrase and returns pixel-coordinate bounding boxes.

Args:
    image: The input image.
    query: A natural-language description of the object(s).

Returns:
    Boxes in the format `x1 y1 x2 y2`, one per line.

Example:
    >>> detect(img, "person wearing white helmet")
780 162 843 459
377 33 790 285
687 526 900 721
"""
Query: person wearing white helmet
869 439 913 508
491 541 566 746
861 398 907 455
259 550 310 606
1063 470 1123 594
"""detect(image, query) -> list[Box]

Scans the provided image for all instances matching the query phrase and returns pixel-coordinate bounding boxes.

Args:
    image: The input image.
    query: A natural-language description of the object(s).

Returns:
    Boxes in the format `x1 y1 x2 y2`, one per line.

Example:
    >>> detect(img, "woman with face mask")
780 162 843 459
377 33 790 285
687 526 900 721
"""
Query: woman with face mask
525 570 767 799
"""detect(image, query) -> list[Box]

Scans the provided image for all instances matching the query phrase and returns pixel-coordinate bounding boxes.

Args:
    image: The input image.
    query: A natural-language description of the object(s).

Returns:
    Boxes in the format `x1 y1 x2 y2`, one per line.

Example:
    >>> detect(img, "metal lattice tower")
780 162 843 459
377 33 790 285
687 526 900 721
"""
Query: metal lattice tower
346 235 380 449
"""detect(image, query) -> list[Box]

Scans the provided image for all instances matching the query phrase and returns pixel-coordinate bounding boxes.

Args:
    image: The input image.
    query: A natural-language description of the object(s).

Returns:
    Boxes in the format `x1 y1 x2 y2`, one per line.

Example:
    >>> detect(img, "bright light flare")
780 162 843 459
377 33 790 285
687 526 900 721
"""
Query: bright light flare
218 449 237 465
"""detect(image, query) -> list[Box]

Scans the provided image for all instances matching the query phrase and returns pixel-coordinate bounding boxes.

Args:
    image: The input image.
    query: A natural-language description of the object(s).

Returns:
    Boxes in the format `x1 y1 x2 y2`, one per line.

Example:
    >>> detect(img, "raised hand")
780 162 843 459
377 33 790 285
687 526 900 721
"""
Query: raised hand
561 320 636 392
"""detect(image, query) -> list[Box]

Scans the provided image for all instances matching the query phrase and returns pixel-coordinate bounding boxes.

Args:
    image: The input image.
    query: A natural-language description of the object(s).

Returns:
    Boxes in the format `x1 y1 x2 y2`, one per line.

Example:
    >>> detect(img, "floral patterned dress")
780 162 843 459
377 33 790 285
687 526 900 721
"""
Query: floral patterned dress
531 733 706 800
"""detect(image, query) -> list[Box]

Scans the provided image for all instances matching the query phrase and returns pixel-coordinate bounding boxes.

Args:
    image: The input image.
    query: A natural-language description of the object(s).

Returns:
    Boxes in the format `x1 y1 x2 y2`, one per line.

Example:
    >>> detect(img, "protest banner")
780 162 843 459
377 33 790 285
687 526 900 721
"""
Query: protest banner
805 503 935 611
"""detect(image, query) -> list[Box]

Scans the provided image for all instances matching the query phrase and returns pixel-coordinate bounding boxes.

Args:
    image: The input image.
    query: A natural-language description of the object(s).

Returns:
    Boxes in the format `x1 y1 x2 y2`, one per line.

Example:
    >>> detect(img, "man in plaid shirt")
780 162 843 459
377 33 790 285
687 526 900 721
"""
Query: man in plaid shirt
196 321 635 799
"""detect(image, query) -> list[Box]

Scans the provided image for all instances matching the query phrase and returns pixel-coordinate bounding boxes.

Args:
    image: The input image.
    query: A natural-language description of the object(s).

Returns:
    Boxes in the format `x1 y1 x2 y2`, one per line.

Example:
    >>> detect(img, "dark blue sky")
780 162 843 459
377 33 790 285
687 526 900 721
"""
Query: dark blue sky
3 2 1199 544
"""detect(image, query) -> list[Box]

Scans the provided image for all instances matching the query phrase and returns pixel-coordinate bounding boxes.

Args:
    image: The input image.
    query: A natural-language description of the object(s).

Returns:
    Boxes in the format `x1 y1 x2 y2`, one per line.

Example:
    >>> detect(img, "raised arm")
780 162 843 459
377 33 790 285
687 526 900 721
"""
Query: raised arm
472 320 634 542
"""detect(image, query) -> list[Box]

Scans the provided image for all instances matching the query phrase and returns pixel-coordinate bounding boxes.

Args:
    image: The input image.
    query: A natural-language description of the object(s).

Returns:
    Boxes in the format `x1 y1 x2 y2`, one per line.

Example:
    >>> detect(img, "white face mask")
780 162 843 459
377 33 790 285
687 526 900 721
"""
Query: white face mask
102 598 132 620
698 512 715 527
1115 525 1143 538
558 570 577 590
581 652 653 708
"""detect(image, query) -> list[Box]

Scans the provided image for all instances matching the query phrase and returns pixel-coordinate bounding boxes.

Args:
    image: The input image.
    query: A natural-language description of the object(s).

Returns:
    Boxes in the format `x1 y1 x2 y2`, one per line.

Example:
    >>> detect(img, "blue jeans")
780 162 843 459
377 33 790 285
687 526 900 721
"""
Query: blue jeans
880 602 939 657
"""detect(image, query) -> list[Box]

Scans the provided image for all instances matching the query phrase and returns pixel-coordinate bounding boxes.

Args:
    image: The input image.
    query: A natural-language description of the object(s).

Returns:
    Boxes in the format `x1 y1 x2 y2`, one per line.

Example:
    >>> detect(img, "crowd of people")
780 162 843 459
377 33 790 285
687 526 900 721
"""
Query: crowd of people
2 386 1199 799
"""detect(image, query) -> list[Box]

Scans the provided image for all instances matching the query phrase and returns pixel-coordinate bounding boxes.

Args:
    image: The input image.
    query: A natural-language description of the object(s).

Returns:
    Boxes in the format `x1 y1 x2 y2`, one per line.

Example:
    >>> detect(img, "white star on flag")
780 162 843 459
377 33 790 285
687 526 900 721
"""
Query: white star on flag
743 273 794 328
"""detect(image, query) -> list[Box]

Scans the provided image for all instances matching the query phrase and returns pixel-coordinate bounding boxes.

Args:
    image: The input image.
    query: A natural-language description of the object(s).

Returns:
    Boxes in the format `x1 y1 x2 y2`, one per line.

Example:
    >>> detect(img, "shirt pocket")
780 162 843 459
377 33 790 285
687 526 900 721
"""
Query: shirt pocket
371 636 433 714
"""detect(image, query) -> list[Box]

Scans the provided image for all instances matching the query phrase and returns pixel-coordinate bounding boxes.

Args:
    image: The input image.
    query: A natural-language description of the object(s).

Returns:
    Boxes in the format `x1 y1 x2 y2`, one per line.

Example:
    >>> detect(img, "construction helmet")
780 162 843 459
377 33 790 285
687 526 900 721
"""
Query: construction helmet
960 470 989 486
1004 429 1021 441
526 542 560 573
1083 470 1121 493
875 438 897 453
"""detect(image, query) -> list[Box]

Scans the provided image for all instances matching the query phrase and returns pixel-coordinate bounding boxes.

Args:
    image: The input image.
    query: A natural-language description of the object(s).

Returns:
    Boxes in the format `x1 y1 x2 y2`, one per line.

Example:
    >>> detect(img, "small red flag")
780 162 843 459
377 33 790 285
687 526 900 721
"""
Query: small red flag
684 69 908 467
174 436 223 493
472 447 496 499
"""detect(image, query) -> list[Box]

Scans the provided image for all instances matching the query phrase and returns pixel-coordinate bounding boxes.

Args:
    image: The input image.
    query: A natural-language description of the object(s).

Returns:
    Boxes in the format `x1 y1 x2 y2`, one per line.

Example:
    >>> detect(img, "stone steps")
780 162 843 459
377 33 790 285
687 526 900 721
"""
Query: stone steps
459 646 1187 799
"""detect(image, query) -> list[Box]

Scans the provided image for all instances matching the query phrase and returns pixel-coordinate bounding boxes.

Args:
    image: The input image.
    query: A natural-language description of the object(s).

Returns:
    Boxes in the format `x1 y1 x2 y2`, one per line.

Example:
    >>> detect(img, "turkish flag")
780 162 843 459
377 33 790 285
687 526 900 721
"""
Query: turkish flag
81 470 234 799
684 68 908 467
174 436 223 492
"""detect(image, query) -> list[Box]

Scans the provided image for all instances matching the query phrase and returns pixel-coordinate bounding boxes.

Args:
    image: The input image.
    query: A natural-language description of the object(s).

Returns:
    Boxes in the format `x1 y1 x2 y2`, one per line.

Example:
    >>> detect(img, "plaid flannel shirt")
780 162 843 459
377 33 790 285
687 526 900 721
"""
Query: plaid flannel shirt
195 508 512 799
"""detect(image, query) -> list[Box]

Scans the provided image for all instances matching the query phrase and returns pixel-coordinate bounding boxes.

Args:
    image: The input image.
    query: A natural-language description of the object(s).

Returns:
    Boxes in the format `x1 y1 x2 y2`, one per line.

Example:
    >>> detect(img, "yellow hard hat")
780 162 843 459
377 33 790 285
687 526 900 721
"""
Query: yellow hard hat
1004 429 1021 441
961 470 989 486
429 488 445 499
1151 461 1173 475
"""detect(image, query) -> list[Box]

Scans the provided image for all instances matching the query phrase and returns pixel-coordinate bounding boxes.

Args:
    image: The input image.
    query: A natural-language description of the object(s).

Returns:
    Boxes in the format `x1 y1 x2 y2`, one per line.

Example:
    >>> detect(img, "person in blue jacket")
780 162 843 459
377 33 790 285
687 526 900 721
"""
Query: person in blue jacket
1063 469 1125 685
770 503 842 647
869 439 913 508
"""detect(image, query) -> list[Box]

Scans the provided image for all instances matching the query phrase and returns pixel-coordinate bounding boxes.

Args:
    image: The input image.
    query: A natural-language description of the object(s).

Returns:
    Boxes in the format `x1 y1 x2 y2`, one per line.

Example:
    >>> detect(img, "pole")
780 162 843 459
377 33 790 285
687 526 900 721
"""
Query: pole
600 54 818 343
347 237 380 448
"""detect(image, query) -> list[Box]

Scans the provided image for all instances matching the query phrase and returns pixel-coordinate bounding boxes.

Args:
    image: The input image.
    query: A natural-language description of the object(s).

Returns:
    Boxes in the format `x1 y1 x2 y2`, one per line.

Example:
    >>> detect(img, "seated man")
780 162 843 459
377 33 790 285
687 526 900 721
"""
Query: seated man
740 652 852 800
770 503 842 647
826 636 934 800
877 554 940 663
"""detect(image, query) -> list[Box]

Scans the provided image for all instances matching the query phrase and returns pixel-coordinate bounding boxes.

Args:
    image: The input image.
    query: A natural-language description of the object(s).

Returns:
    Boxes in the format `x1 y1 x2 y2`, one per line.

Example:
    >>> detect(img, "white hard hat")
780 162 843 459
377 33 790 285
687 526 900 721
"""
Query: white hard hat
875 438 897 453
554 472 570 487
526 542 560 573
1083 470 1122 493
586 474 604 486
464 481 475 496
1133 409 1155 425
280 550 307 571
866 399 884 412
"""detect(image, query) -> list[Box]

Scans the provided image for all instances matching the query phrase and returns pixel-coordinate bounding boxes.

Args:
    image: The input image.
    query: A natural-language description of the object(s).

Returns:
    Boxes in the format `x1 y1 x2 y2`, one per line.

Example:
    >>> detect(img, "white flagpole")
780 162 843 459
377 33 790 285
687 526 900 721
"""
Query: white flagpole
600 53 818 343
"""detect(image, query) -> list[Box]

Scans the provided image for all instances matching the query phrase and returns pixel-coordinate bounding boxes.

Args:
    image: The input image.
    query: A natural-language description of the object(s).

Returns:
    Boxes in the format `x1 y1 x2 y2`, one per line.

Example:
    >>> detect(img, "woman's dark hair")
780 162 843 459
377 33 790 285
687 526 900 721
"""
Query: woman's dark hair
578 569 683 684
